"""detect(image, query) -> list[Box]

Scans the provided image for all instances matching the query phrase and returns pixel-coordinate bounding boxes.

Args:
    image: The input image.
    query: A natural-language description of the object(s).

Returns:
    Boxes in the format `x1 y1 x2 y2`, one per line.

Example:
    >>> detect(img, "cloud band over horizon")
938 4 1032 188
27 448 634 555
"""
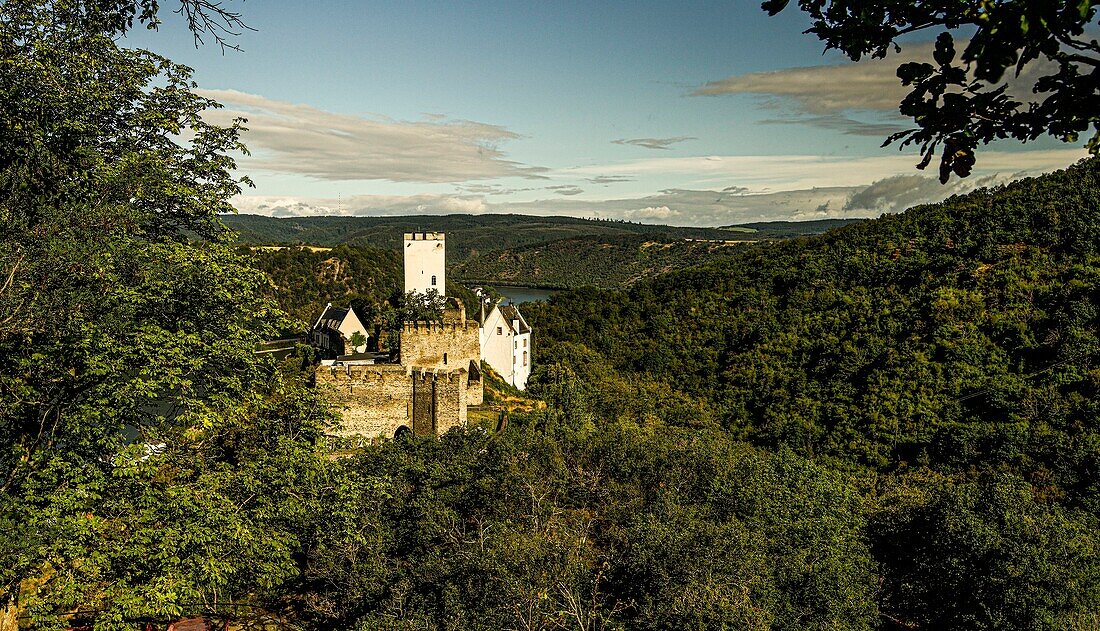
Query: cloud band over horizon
198 89 547 183
231 148 1088 226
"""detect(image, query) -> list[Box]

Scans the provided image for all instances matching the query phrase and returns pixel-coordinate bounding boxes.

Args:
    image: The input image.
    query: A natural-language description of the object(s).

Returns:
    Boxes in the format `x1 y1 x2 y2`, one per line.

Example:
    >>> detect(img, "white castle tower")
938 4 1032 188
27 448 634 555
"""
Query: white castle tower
403 232 446 296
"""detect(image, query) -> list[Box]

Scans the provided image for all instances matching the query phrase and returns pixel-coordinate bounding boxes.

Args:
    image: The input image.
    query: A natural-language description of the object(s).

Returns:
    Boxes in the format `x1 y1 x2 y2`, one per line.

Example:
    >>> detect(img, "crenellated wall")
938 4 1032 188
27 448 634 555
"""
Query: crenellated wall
401 320 481 370
317 362 473 439
316 364 412 438
411 369 467 435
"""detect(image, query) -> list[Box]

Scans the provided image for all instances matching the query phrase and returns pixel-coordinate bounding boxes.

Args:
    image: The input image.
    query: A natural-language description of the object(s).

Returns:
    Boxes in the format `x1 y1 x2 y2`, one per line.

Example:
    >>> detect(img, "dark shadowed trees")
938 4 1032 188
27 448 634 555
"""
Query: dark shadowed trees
0 1 330 626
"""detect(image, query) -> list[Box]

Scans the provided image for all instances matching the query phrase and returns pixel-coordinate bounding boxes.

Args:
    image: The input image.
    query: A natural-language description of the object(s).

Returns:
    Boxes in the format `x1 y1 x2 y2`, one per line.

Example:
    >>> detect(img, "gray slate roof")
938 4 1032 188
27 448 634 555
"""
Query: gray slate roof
499 304 531 334
314 304 350 332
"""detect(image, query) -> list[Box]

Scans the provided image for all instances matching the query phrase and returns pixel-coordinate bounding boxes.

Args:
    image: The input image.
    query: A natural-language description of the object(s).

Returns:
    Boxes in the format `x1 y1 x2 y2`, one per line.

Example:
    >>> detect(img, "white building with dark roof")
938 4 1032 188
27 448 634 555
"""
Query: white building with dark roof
311 303 369 357
478 300 532 390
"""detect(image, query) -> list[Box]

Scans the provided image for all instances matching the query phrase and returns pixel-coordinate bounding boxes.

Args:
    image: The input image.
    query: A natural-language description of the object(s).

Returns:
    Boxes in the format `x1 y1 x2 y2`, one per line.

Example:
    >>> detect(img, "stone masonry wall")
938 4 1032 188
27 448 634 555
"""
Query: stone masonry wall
316 319 482 440
318 363 472 439
410 369 468 436
466 366 483 406
316 364 412 439
401 321 481 370
433 370 467 434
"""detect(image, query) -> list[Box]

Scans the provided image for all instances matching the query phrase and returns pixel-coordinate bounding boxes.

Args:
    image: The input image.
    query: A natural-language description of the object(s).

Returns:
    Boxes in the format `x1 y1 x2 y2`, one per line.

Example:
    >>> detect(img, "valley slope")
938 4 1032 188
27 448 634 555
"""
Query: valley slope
526 157 1100 501
229 214 862 290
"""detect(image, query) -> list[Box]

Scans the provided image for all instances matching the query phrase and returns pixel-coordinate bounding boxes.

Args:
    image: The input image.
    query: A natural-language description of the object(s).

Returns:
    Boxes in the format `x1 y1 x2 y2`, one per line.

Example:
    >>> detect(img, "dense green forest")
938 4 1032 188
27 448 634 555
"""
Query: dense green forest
452 234 748 289
233 216 859 291
5 1 1100 629
527 157 1100 501
222 213 740 260
245 245 402 327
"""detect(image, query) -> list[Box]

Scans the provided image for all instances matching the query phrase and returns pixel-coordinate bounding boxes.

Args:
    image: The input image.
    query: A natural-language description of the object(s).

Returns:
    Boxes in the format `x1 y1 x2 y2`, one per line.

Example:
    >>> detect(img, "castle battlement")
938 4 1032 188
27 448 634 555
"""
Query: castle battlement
412 368 466 382
403 320 480 334
404 232 445 241
316 362 408 383
318 363 472 382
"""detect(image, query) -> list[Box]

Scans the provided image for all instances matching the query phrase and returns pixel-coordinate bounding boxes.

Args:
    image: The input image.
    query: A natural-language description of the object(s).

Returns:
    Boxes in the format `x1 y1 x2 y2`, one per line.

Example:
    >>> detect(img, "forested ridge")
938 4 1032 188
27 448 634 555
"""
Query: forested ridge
528 158 1100 500
245 245 402 327
232 215 858 291
451 234 748 290
223 213 739 260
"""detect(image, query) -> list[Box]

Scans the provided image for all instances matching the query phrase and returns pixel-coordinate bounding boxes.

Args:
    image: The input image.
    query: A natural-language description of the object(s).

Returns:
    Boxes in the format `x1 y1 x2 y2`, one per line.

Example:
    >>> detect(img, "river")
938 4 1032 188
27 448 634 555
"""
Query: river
493 285 559 304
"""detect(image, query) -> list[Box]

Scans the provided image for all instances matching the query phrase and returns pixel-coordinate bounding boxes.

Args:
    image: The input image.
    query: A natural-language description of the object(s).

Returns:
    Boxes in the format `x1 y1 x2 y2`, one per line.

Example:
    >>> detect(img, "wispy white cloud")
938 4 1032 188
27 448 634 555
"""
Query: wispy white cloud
455 184 540 195
562 149 1086 192
232 186 860 226
546 184 585 196
198 89 547 183
586 175 634 184
612 136 696 150
495 187 865 225
692 47 920 112
622 206 682 221
692 41 1056 136
759 113 906 137
837 173 1010 215
455 184 503 194
233 193 489 218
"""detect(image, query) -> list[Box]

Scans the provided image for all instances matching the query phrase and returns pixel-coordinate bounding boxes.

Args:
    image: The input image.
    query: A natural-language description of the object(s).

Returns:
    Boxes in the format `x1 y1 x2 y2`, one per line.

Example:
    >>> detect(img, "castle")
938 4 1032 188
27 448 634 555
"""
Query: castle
314 232 530 439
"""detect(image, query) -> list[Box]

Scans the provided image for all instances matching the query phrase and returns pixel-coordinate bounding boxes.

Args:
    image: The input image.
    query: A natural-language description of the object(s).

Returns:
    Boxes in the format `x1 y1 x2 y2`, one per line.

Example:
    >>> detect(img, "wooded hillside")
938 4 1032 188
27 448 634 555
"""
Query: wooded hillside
451 233 748 289
528 157 1100 500
230 215 861 290
222 213 739 260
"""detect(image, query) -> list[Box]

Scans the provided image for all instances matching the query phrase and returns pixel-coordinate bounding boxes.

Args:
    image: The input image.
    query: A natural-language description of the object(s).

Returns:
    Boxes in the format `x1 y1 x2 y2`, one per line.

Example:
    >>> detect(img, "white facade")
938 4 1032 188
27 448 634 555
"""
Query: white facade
337 308 369 353
479 302 531 390
404 232 446 297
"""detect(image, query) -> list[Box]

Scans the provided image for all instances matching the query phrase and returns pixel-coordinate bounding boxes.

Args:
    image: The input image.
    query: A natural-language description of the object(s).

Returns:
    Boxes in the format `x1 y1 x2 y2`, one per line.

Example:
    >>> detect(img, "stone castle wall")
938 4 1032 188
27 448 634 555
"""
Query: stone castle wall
316 364 412 438
466 365 483 406
318 362 473 439
318 316 484 440
412 370 467 435
401 320 481 370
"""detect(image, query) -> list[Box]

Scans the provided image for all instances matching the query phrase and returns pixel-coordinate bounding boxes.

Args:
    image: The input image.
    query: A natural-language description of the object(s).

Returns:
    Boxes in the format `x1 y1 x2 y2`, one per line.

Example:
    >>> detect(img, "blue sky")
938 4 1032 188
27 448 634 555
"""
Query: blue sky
126 1 1087 225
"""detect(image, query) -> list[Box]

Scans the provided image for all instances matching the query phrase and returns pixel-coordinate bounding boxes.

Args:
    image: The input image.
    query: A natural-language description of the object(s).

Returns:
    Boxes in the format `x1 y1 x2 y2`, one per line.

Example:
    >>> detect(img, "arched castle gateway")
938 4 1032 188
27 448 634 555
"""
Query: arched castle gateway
314 232 509 440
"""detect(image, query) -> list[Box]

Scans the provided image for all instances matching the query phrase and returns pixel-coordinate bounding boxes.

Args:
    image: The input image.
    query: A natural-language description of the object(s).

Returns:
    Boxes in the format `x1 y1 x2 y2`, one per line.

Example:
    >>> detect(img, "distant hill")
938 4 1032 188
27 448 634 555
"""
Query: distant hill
452 233 749 289
221 214 739 261
226 213 862 290
721 218 866 237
